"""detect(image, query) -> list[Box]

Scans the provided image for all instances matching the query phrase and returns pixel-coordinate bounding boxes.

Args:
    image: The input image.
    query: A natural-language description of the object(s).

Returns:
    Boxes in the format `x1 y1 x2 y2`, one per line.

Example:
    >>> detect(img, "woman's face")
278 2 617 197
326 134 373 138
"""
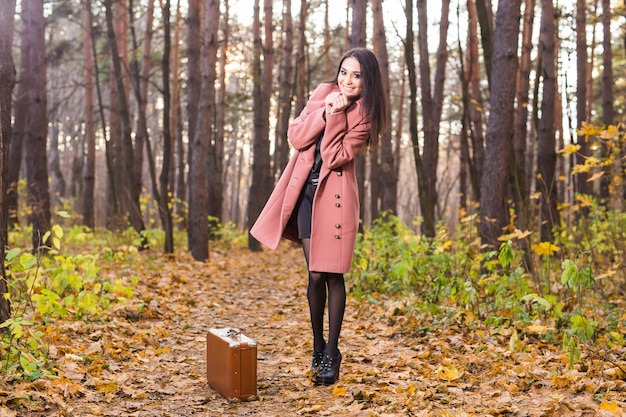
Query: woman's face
337 57 362 99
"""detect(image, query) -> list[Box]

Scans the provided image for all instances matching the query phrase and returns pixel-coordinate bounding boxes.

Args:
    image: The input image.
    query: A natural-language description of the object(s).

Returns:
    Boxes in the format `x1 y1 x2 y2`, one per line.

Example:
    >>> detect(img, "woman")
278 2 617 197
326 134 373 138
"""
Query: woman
250 48 388 385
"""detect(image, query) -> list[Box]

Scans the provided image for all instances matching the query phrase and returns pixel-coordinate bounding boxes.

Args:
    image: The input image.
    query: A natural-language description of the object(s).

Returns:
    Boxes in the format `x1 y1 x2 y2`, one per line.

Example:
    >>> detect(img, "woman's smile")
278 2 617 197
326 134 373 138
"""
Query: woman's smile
337 57 362 99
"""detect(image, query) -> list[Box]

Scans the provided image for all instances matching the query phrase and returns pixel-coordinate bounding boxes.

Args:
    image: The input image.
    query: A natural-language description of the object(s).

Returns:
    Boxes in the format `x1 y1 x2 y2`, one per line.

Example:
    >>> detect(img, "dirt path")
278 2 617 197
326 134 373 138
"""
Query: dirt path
57 243 625 416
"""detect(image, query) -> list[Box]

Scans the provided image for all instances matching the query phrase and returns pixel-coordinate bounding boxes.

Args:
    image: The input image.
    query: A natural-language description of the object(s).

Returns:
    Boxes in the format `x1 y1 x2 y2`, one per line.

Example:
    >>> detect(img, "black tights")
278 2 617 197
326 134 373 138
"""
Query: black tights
301 238 345 358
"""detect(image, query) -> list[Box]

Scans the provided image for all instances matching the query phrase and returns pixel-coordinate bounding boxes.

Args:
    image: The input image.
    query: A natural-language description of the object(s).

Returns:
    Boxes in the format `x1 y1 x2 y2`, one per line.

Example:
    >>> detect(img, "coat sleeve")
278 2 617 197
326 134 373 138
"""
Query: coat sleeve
287 84 334 151
320 101 370 170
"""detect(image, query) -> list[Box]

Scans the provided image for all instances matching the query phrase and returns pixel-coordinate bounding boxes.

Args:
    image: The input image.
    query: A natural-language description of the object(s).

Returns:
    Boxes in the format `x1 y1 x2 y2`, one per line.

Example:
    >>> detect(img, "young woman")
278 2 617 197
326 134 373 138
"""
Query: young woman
250 48 388 385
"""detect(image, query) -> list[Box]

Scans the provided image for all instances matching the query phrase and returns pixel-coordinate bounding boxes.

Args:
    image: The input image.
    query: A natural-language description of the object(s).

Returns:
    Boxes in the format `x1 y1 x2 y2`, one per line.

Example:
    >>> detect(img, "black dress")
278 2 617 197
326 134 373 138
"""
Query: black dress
296 132 323 239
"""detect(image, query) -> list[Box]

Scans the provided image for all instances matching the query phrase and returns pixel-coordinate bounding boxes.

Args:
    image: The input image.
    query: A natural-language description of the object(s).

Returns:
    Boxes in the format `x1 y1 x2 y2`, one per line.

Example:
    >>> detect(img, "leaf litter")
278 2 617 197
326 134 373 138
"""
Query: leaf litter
1 241 625 416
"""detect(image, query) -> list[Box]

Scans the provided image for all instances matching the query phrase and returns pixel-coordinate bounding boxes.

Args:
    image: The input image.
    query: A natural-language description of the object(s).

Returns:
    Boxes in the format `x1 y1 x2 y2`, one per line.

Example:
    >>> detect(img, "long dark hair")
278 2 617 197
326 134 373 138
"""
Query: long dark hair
329 48 388 148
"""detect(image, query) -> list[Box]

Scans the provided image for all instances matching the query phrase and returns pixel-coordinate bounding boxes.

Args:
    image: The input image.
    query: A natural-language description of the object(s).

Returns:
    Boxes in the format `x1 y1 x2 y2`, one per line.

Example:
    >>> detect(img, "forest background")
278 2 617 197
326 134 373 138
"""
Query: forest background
0 0 626 412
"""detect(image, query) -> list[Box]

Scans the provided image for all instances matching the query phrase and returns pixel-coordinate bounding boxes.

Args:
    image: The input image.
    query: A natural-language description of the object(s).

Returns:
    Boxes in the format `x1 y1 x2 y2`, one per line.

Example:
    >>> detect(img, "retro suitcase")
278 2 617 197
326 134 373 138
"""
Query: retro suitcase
206 328 257 401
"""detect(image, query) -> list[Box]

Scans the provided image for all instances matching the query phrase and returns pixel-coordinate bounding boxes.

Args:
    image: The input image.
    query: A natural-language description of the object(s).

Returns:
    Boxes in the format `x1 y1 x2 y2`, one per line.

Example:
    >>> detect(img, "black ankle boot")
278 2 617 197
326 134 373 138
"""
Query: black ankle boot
311 351 324 377
315 351 342 386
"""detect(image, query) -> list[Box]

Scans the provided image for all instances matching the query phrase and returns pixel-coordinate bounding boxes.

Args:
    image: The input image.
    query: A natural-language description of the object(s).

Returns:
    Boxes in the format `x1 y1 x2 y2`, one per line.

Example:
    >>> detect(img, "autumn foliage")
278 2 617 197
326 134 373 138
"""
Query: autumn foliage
1 145 626 416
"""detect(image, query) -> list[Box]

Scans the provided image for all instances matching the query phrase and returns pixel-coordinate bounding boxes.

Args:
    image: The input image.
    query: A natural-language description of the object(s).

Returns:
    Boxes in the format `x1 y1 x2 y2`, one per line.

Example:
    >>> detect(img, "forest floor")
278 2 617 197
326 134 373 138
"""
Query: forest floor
2 242 626 416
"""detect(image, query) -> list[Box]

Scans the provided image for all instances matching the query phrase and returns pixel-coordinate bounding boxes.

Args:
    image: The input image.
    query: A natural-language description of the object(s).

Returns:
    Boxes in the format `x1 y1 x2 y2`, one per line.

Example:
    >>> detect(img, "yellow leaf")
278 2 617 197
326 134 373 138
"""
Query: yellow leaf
599 401 623 414
332 386 347 397
526 324 551 334
575 194 593 207
587 171 604 182
436 365 460 381
558 143 580 155
498 228 532 241
577 121 603 137
572 163 592 174
531 241 560 256
600 124 619 139
95 381 119 394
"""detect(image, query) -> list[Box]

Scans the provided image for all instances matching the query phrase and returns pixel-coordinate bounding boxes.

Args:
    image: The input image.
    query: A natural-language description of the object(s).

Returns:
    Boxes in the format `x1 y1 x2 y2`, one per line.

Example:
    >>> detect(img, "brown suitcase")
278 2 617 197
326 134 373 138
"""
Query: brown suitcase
206 328 257 401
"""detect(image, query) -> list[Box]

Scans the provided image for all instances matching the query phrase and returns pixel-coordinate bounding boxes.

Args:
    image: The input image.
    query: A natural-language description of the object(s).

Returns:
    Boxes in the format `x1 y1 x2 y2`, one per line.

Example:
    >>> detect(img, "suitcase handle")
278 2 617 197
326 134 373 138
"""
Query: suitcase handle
226 328 241 339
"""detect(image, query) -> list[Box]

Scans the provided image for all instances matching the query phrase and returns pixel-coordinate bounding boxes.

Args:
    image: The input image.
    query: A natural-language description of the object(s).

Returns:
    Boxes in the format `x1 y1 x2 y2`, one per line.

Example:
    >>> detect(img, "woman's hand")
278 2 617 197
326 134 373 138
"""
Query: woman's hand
325 92 349 114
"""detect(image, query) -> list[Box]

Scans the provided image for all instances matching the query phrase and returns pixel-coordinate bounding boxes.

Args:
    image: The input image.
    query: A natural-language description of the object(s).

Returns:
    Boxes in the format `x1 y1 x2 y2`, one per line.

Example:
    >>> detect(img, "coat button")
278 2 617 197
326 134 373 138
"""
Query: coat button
335 202 341 207
335 223 341 228
334 234 341 239
335 194 340 198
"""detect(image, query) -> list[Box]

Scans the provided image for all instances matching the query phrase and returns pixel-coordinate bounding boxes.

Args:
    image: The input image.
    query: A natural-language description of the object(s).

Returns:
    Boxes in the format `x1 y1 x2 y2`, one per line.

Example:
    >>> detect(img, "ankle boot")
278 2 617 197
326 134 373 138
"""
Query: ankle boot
315 351 342 385
311 351 324 377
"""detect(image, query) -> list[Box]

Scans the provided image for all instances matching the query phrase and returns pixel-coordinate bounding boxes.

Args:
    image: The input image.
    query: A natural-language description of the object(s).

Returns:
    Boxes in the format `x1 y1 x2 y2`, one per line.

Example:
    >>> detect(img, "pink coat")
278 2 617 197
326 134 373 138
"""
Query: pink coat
250 83 370 273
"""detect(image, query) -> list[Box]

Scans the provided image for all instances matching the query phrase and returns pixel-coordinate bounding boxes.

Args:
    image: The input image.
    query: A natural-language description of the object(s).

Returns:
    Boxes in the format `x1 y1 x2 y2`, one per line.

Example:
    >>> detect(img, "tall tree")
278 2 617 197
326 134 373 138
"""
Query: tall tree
417 0 450 237
7 0 32 228
104 0 146 240
599 0 613 201
172 0 186 227
372 0 396 215
128 0 154 213
247 0 274 251
536 0 559 243
295 0 307 115
24 0 52 251
159 0 174 253
82 0 96 228
512 0 536 228
475 0 494 87
188 0 219 261
274 0 294 178
0 0 17 323
207 0 226 229
350 0 367 224
575 0 592 198
350 0 367 48
186 0 202 234
215 0 229 218
479 0 522 250
406 0 428 229
459 0 485 206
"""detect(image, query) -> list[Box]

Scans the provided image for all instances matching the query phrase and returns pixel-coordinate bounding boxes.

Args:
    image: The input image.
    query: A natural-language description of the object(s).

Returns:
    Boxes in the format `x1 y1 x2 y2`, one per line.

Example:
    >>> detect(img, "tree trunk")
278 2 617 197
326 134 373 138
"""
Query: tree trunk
350 0 367 48
575 0 592 198
295 0 307 116
479 0 521 250
7 1 31 228
406 0 427 227
475 0 494 88
599 0 613 201
247 0 273 251
372 0 396 215
215 0 229 219
536 0 559 243
274 0 293 179
24 0 52 251
188 0 219 261
186 0 202 238
416 0 449 237
104 0 146 241
207 0 225 229
0 0 16 323
350 0 367 226
129 0 154 210
159 0 174 253
82 0 96 229
459 0 484 206
512 0 536 228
